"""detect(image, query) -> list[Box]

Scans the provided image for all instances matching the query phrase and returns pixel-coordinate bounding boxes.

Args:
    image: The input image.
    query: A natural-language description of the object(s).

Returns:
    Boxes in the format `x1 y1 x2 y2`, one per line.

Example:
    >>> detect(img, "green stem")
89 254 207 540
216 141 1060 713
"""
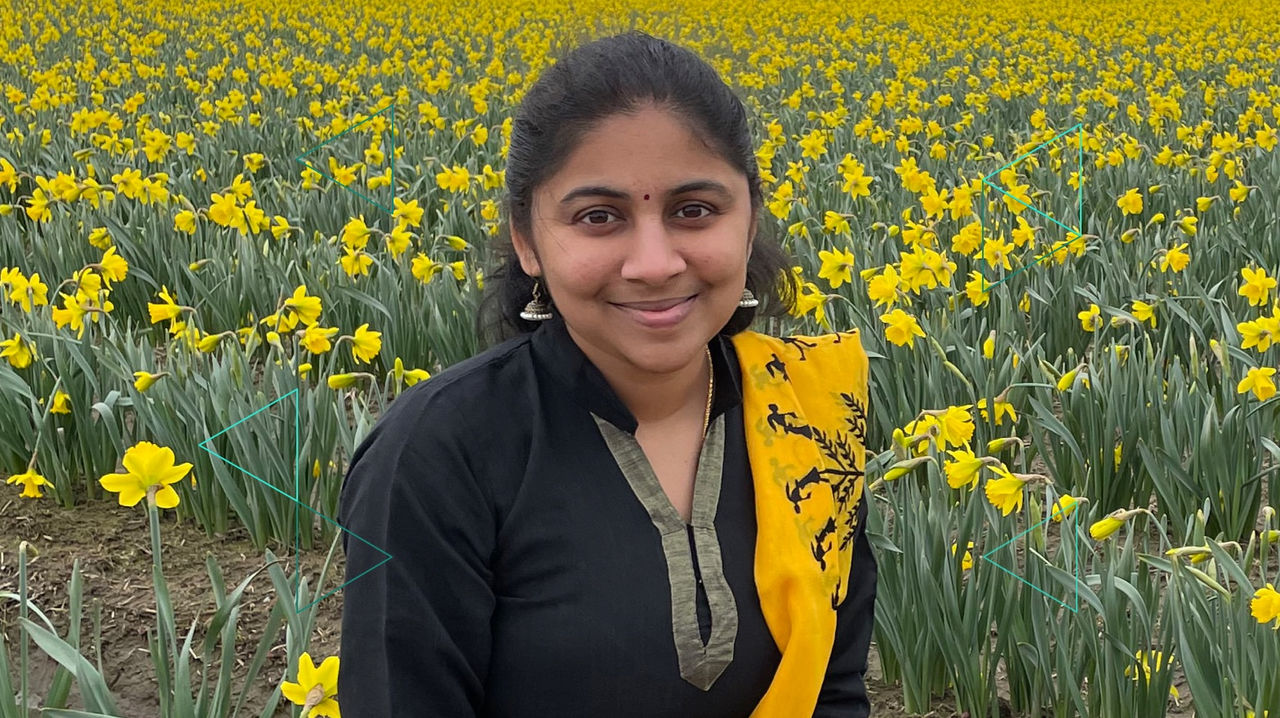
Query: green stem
19 541 29 717
148 500 174 716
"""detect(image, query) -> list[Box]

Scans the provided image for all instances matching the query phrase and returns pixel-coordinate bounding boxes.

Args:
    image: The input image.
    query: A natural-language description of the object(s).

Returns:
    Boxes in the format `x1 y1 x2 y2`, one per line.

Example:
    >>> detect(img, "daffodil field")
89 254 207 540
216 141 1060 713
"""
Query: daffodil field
2 0 1280 715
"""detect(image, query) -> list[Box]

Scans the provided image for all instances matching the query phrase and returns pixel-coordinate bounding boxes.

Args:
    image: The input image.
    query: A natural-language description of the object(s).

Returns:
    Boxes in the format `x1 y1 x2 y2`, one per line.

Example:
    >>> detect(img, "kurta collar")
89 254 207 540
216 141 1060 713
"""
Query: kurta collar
530 314 743 435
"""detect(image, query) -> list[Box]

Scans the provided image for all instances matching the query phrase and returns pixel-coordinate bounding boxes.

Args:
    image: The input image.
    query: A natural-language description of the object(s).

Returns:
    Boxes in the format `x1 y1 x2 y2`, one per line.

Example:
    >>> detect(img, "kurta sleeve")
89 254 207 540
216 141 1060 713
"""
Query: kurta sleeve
337 403 498 717
812 497 877 718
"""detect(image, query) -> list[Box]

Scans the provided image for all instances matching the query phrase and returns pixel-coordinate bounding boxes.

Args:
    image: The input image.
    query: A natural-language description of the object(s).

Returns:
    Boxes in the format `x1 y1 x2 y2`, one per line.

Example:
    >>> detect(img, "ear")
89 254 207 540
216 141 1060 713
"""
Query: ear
510 224 543 277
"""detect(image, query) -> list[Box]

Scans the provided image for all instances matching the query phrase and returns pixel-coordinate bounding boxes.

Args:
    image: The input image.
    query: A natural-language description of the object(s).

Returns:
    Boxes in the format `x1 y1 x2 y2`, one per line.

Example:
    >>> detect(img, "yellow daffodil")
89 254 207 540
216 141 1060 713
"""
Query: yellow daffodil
300 325 339 354
392 197 424 228
411 253 443 285
951 541 974 571
0 331 36 369
1078 303 1102 332
284 285 323 326
1050 494 1080 522
866 264 901 308
975 394 1018 425
1057 363 1085 392
449 260 467 281
817 247 856 289
349 323 382 364
879 308 926 348
147 286 185 324
944 448 989 490
340 247 372 278
281 652 341 718
341 215 372 250
1125 650 1179 702
6 465 51 499
242 152 265 173
392 357 431 387
1090 508 1148 541
882 456 934 482
1251 583 1280 628
965 271 990 308
1240 267 1277 307
924 406 974 448
1237 366 1277 401
174 209 197 234
50 390 71 414
133 370 168 392
98 440 192 509
7 272 50 312
1131 300 1156 327
983 465 1027 516
327 372 369 390
208 192 243 230
386 224 413 258
1239 316 1280 353
270 215 293 241
1159 243 1190 273
1115 187 1143 216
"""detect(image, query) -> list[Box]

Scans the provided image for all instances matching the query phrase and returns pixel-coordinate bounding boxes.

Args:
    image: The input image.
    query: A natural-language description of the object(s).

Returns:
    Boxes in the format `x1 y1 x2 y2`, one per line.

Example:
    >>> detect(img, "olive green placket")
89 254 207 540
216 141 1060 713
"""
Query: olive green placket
592 411 739 691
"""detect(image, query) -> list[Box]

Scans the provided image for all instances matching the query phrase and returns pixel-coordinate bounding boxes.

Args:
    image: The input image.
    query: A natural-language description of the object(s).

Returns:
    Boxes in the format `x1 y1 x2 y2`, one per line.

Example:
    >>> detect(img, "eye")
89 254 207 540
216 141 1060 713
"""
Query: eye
575 203 717 227
677 203 716 219
581 208 618 225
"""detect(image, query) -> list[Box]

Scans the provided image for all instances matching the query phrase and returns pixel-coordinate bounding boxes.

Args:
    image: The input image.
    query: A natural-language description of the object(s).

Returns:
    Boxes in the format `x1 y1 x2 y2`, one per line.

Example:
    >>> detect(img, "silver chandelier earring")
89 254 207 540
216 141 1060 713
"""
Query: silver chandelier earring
738 287 758 308
520 278 554 321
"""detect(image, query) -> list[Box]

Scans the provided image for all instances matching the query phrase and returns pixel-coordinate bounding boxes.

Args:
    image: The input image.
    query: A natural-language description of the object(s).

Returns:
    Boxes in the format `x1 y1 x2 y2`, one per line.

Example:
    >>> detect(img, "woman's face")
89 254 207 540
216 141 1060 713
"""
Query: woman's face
511 104 758 381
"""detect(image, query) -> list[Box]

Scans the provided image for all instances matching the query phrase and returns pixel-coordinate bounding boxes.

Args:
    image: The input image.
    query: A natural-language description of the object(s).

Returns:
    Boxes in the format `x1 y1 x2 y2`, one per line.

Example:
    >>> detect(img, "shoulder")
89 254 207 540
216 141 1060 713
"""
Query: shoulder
342 333 537 509
355 333 537 458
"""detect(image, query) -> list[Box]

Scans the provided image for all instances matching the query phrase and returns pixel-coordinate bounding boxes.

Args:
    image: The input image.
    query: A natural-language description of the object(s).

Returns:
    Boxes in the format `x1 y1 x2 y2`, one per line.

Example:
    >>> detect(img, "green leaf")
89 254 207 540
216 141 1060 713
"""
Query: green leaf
19 619 120 716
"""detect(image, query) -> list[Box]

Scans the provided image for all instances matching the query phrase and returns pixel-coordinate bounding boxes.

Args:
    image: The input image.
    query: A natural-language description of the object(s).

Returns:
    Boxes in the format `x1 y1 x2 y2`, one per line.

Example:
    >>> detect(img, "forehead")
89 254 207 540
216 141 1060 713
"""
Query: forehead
544 107 739 195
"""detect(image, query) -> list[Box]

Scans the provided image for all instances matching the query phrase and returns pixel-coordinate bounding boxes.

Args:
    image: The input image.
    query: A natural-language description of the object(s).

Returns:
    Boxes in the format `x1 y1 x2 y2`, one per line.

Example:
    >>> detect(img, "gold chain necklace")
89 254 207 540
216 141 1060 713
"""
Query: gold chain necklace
701 346 714 438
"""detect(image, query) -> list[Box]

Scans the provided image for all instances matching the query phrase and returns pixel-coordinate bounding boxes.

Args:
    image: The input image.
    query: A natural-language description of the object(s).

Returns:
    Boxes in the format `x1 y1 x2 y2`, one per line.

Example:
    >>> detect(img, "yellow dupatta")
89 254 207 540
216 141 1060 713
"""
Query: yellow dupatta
729 327 870 717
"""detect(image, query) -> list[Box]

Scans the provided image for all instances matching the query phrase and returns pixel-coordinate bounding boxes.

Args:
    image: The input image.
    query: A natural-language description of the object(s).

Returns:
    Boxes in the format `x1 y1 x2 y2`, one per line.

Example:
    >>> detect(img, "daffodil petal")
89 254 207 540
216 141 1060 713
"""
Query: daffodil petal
161 461 194 485
117 486 146 507
99 473 138 493
154 485 181 509
280 681 308 706
314 655 339 694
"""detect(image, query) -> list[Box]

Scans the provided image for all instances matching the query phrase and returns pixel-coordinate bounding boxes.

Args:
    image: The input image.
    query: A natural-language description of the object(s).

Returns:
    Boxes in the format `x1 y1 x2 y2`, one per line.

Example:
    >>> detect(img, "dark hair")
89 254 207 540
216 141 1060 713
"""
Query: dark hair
474 30 796 350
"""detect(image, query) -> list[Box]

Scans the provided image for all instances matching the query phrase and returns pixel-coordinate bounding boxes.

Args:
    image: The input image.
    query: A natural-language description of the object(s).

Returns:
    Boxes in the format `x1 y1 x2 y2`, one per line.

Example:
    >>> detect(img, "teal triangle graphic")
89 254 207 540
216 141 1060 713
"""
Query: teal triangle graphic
294 102 398 216
979 122 1085 292
979 498 1082 612
198 388 392 612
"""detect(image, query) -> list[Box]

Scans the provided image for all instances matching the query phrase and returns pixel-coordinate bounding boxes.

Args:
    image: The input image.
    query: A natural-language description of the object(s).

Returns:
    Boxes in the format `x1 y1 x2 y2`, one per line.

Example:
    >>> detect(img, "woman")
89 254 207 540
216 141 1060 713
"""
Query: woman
338 30 876 717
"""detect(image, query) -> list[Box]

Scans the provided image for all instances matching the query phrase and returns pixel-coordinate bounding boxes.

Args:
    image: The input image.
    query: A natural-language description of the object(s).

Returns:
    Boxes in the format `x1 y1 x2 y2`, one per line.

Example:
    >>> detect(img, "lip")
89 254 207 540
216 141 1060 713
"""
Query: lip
612 294 697 329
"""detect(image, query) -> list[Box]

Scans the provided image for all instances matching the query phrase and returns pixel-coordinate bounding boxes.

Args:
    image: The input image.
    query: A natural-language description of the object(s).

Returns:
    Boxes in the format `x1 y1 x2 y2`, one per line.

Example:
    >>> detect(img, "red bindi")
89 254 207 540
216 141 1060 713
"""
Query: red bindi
643 194 650 200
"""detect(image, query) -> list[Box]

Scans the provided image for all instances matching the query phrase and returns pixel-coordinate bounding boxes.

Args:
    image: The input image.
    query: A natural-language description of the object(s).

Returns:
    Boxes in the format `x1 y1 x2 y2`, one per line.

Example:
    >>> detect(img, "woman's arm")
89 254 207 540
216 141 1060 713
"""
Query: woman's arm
337 405 497 717
812 497 878 718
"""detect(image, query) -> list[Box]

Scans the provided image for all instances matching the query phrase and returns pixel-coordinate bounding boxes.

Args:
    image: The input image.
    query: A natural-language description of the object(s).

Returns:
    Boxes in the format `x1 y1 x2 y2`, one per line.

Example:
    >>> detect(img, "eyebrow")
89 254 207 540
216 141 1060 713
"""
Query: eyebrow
559 179 732 204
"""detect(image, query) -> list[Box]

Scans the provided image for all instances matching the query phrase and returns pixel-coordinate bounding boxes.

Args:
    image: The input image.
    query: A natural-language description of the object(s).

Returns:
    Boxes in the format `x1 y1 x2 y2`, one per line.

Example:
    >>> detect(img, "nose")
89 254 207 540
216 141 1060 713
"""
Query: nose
619 215 687 284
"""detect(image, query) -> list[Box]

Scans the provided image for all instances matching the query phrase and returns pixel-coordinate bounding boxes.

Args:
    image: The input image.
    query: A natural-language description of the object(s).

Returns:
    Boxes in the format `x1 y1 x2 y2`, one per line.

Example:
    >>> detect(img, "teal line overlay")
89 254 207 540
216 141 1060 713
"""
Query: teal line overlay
294 103 398 216
197 388 392 612
979 498 1082 612
979 122 1085 292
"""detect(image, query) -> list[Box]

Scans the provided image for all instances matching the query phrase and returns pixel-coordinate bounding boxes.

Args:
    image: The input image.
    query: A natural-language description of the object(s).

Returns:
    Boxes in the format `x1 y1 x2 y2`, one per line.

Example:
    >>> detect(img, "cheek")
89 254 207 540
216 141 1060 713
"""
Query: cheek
545 251 615 297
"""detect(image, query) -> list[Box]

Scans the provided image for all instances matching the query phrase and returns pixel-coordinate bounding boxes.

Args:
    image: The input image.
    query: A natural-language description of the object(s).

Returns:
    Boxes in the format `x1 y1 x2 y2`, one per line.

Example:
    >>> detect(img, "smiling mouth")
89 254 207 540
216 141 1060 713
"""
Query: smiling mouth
612 295 696 312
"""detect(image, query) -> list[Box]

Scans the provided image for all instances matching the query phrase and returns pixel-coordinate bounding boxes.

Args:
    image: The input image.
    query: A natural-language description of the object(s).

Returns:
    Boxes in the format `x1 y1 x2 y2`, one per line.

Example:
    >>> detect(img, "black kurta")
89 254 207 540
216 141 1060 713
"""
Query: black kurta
337 314 876 717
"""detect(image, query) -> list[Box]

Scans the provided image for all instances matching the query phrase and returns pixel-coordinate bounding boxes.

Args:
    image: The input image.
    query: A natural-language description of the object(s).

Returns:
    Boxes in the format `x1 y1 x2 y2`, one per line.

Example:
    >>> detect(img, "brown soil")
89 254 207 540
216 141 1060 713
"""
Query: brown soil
0 496 343 717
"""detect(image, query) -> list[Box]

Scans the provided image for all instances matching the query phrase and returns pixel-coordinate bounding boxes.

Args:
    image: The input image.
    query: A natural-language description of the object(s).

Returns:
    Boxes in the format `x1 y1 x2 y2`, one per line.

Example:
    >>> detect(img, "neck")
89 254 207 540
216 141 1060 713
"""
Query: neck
572 333 711 426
